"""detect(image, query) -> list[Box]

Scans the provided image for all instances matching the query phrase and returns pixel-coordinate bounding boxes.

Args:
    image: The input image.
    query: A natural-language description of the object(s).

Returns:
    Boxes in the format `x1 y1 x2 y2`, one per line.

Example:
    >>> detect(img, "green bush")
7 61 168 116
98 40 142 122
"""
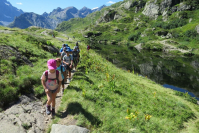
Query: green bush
128 32 141 42
175 91 197 104
153 19 187 29
178 44 189 50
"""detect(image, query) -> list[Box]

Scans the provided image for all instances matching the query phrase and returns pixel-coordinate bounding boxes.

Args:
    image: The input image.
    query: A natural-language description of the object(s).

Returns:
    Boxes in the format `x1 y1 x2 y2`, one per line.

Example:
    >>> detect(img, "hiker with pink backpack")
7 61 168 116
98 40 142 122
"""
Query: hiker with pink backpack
41 59 62 116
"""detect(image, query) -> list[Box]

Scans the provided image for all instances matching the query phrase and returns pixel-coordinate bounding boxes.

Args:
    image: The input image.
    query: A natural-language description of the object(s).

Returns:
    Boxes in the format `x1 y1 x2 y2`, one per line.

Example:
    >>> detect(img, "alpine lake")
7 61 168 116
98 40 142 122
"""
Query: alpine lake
94 44 199 100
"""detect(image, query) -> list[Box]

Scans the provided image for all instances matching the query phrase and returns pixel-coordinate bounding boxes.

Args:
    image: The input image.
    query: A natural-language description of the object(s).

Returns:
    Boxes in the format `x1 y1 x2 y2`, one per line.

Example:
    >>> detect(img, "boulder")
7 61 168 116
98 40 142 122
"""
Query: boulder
195 25 199 34
0 45 33 67
134 43 143 52
121 0 138 10
50 124 90 133
142 2 159 19
1 95 46 133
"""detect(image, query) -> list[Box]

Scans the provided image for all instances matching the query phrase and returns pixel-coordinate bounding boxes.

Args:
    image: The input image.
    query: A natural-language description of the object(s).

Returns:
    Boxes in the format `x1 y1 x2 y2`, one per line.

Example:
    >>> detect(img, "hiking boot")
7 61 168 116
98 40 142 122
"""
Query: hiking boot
46 105 51 115
52 108 55 117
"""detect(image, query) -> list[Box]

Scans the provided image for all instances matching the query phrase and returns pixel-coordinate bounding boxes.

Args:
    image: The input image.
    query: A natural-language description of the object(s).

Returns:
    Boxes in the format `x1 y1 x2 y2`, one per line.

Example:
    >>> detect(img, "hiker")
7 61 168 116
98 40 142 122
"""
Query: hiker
52 34 55 38
59 44 66 55
41 59 62 116
63 48 73 82
73 46 79 69
76 41 79 46
87 45 90 53
76 42 80 62
66 44 73 54
56 58 66 95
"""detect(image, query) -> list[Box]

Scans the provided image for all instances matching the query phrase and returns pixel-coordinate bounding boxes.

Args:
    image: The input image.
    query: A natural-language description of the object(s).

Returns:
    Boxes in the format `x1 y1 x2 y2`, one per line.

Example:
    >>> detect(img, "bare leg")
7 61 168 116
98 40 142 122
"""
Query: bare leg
46 91 52 106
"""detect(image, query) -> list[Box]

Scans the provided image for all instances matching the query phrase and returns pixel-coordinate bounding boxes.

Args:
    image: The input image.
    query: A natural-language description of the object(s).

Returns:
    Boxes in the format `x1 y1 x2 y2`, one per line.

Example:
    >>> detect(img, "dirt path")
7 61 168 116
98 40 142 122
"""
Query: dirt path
159 40 190 53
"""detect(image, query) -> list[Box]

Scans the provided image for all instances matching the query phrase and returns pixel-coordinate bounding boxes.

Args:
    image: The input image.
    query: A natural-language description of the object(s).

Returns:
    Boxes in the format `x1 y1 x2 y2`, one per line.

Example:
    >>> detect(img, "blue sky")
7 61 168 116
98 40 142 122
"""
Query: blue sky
7 0 123 15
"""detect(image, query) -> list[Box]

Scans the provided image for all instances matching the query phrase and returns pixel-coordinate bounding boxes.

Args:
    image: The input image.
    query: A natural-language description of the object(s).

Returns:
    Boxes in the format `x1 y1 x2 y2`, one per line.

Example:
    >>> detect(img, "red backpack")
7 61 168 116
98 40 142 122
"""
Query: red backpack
45 70 59 84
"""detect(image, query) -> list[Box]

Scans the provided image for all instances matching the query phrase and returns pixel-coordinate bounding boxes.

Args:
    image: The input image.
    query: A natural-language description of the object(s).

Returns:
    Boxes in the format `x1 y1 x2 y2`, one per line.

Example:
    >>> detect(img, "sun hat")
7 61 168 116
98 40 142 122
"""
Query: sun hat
64 48 69 52
47 59 57 70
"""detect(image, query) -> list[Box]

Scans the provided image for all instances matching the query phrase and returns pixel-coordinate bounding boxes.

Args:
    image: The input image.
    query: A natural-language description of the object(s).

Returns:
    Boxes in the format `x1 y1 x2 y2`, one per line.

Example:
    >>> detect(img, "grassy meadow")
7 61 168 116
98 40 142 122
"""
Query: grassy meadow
48 44 199 132
0 26 76 107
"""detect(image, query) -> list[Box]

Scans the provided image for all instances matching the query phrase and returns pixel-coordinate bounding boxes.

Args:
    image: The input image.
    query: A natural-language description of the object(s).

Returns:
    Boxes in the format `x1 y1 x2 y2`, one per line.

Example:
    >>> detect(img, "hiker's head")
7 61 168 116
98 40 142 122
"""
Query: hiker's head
47 59 57 71
56 58 61 67
74 46 78 51
62 44 66 48
64 48 69 54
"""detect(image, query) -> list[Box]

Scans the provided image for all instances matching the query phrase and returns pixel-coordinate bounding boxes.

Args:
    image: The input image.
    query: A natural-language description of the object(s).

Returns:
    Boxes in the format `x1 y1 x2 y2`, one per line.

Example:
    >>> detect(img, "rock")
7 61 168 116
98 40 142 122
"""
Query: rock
197 101 199 105
19 113 35 127
19 95 33 105
5 105 25 115
0 95 47 133
114 28 120 31
134 43 143 52
34 113 46 131
121 0 138 10
189 18 192 23
96 9 117 23
41 45 59 55
166 33 172 39
50 124 90 133
28 126 42 133
195 25 199 34
142 2 159 19
0 45 33 67
177 3 191 11
0 121 26 133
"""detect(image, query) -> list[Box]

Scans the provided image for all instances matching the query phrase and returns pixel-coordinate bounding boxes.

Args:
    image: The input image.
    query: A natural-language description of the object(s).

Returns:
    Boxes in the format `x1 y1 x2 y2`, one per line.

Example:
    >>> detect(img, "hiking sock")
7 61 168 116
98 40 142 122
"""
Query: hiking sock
62 88 64 95
52 107 55 116
46 105 51 115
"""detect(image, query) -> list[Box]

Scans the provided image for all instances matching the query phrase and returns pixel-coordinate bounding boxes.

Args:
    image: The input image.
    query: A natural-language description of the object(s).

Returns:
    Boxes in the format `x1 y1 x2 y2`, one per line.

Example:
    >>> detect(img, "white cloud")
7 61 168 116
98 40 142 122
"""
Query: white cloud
107 1 116 4
92 7 99 10
16 3 22 5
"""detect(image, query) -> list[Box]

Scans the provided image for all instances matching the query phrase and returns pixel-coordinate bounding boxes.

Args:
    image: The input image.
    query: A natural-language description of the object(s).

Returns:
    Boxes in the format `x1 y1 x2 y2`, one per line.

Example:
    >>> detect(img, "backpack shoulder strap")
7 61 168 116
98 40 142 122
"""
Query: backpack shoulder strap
45 70 48 82
61 65 63 74
56 70 59 83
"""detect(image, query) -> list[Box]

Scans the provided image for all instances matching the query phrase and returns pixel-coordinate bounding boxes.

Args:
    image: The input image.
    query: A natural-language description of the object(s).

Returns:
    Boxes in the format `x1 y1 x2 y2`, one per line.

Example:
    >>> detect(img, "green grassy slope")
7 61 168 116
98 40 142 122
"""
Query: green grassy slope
52 43 199 132
0 26 75 108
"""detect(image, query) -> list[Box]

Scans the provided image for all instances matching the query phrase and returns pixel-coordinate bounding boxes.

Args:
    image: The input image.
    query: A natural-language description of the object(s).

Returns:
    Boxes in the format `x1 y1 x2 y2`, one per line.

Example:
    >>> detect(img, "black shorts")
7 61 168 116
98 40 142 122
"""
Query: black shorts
49 88 58 93
65 64 72 71
73 57 78 65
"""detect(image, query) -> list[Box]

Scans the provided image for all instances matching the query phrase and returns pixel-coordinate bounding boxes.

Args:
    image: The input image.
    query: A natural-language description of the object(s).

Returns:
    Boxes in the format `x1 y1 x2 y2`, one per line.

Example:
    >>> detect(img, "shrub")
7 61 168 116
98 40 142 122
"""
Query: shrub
184 29 198 38
178 44 189 50
153 19 187 29
128 32 141 42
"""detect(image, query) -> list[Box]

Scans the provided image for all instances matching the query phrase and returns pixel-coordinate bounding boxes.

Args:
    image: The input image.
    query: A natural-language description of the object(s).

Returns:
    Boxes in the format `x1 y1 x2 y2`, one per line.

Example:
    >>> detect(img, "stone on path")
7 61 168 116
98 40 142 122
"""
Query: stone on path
50 124 90 133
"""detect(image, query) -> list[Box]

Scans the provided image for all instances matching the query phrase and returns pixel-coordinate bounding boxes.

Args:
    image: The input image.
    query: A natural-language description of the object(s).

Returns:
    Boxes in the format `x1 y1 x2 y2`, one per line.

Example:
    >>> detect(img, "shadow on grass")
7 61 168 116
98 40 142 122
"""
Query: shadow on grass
67 86 82 92
73 72 94 84
57 102 102 127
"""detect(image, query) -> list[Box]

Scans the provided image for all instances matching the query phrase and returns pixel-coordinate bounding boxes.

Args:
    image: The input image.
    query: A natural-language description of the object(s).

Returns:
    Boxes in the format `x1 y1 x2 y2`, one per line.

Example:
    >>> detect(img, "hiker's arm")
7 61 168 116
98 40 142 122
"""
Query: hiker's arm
63 60 69 65
41 80 49 93
57 81 61 93
70 60 73 68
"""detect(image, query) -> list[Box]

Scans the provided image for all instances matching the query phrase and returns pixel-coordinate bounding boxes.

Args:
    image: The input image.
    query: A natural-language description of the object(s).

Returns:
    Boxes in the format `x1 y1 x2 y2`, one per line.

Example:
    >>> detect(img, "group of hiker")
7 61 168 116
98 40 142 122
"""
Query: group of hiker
41 42 80 117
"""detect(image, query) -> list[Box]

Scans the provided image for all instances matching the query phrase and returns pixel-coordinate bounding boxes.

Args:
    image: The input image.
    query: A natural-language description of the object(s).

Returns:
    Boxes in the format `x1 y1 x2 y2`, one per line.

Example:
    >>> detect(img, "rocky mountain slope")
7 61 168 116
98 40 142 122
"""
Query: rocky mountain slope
0 0 23 25
8 5 106 29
